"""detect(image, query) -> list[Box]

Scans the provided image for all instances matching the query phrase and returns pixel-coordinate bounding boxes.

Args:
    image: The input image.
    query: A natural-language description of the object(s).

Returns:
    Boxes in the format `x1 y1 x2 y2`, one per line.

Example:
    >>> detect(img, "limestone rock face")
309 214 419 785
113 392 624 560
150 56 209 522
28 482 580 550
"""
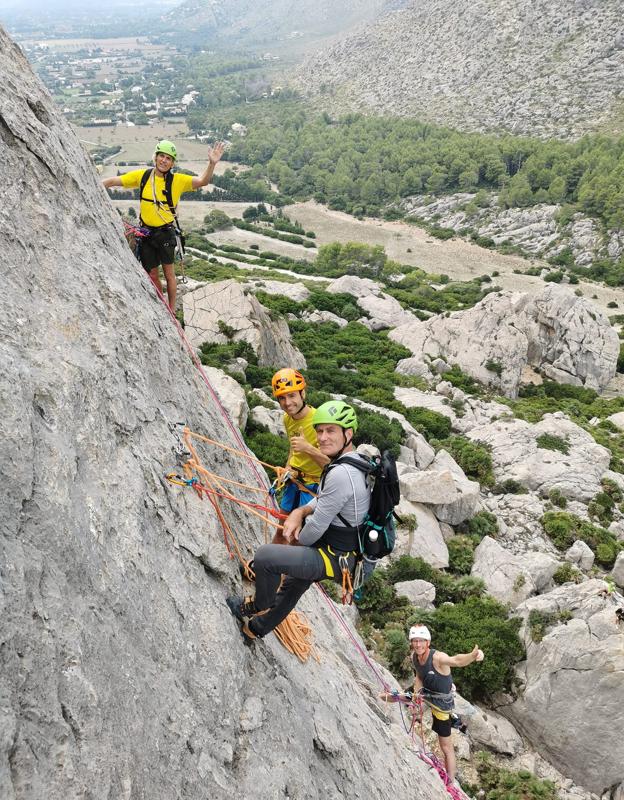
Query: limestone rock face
472 537 560 606
0 26 449 800
390 285 619 398
301 308 349 327
183 279 306 368
467 413 611 501
505 580 624 794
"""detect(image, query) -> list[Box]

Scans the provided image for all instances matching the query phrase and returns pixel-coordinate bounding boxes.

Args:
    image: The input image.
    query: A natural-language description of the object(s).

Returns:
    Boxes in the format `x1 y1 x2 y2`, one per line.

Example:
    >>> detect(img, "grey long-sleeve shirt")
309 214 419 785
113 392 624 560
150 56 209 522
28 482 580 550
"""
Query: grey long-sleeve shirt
298 455 371 546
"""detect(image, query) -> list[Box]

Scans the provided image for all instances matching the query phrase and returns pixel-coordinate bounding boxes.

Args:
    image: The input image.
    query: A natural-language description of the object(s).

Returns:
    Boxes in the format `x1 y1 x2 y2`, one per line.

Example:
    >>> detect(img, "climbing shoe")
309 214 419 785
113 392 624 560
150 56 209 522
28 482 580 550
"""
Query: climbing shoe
226 595 258 623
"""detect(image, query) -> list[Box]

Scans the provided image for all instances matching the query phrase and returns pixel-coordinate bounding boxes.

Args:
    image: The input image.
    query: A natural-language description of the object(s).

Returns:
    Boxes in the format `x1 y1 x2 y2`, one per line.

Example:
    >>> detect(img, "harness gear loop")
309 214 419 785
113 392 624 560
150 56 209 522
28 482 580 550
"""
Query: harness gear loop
340 555 354 605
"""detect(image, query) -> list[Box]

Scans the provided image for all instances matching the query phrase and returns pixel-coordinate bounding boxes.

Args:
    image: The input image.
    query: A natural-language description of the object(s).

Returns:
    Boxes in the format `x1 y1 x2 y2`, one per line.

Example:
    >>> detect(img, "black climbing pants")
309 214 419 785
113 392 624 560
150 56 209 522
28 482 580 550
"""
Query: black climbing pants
250 544 326 637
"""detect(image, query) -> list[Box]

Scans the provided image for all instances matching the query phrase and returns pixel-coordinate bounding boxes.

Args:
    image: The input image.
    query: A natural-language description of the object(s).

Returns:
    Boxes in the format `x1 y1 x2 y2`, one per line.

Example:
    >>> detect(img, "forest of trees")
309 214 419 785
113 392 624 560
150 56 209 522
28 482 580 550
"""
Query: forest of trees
219 106 624 229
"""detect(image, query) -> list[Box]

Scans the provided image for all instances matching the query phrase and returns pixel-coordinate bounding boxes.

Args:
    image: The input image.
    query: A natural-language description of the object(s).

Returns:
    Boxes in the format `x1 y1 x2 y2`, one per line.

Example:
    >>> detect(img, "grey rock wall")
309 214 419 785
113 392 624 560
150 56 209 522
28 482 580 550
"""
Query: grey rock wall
0 26 446 800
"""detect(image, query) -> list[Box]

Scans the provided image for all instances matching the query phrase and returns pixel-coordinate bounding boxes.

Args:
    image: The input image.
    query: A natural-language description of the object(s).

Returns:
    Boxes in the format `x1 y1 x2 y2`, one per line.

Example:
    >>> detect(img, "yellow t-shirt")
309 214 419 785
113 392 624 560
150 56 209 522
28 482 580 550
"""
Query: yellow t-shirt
284 407 322 485
120 169 194 227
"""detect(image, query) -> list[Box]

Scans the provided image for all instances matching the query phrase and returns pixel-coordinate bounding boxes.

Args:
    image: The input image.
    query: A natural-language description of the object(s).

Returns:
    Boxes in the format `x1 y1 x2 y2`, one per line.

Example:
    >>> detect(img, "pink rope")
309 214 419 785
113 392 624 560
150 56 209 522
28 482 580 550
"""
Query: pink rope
151 280 270 496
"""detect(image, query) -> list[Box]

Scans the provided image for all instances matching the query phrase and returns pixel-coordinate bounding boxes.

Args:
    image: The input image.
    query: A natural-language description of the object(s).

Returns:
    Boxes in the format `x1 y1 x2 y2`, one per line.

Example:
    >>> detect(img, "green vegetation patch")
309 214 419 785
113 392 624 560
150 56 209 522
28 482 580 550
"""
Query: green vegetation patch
541 511 622 567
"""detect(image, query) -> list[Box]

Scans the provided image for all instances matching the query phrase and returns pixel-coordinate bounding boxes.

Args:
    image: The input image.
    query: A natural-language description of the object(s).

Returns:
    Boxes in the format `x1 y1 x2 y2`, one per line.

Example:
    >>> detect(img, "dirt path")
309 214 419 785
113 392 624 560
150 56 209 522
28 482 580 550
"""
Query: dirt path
285 201 624 316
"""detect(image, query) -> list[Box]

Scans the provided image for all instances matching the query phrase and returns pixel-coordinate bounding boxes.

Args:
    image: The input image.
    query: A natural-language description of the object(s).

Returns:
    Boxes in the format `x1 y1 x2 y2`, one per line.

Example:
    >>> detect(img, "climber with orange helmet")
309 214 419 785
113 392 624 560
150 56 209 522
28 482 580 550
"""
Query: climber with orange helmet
102 139 225 310
271 368 329 514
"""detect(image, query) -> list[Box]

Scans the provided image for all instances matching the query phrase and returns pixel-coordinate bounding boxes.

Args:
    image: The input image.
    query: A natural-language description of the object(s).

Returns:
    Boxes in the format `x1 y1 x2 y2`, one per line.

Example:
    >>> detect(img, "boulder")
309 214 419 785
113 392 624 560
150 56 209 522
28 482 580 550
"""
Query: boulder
325 275 380 298
394 579 436 609
250 405 284 437
202 367 249 430
565 540 595 572
357 292 418 330
390 285 619 398
243 279 310 302
505 580 624 794
398 465 457 505
393 499 449 569
454 700 523 756
606 411 624 431
472 537 560 606
395 357 432 379
612 551 624 588
300 309 348 327
183 279 306 368
397 445 416 467
428 450 481 526
466 413 610 502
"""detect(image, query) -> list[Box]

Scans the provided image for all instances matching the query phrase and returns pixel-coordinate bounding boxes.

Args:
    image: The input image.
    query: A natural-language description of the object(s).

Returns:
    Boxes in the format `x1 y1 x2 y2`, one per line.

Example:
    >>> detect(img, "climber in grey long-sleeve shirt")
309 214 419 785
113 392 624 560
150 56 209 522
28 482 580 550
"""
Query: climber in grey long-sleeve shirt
226 400 370 640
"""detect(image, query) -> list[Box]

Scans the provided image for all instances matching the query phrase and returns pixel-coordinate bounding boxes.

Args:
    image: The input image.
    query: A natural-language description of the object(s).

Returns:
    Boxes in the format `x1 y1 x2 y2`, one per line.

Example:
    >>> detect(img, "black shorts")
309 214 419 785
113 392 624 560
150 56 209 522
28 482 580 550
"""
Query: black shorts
431 714 452 738
139 225 176 271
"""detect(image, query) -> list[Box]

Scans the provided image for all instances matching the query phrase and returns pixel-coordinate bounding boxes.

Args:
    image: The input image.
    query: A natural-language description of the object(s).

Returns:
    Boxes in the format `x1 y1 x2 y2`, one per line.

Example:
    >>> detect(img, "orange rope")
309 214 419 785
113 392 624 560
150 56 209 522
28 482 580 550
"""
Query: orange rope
171 427 318 662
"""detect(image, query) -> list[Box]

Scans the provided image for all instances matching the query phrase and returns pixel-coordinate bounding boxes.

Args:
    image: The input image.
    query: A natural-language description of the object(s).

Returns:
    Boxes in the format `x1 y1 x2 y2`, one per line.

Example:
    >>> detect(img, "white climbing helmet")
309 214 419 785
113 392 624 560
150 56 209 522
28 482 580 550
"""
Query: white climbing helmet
409 625 431 641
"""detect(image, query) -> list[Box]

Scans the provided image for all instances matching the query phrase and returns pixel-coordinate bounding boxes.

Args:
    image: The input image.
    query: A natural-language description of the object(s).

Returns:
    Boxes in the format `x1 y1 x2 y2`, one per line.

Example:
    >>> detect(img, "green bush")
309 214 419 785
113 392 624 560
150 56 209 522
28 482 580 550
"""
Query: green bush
541 511 621 567
404 407 452 441
492 478 527 495
484 360 503 377
459 511 499 540
472 752 557 800
436 435 495 487
429 597 524 699
242 425 290 479
536 433 570 454
447 535 476 575
552 562 582 585
528 609 572 643
548 488 567 508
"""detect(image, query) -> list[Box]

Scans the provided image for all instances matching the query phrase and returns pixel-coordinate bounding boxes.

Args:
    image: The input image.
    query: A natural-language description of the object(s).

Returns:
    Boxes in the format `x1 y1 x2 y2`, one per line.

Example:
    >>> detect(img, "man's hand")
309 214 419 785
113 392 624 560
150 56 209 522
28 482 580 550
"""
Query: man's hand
281 507 305 543
472 645 484 662
208 141 226 165
290 433 313 455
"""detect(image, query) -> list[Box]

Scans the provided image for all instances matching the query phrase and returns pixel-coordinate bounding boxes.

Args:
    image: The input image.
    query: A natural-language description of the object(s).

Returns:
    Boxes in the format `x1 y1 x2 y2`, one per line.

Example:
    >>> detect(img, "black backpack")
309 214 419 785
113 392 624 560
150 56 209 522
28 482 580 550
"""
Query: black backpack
334 450 401 560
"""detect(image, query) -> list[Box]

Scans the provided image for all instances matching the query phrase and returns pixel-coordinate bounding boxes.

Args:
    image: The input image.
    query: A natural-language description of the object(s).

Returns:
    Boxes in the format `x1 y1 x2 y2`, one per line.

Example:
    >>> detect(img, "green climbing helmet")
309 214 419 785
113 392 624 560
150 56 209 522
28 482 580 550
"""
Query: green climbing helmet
312 401 358 432
154 139 177 160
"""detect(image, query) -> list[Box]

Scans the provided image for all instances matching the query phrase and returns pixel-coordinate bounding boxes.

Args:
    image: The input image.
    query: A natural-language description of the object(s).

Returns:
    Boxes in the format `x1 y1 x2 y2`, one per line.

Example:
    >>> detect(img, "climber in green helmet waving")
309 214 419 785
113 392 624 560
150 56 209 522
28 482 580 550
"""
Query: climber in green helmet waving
103 138 225 310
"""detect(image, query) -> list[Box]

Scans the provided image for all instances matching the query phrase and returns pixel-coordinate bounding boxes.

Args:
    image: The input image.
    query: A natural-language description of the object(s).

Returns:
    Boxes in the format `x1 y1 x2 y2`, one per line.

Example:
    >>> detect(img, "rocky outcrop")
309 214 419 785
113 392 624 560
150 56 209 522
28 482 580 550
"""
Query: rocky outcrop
504 580 624 794
401 193 620 267
472 537 560 606
482 493 554 556
394 579 436 609
326 274 418 330
243 278 310 302
467 413 611 501
183 279 306 368
393 498 449 569
390 285 619 398
0 25 449 800
202 365 249 429
297 0 624 139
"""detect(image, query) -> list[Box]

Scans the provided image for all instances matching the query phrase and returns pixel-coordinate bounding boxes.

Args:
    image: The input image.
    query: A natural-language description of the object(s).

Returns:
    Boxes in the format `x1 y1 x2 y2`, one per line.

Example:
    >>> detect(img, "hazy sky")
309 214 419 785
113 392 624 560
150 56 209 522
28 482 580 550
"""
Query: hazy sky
0 0 176 10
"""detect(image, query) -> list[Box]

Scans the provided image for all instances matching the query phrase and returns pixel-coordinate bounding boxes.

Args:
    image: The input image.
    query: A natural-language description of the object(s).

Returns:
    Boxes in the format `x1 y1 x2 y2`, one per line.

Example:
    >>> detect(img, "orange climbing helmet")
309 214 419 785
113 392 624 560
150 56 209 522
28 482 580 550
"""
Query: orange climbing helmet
272 368 306 397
